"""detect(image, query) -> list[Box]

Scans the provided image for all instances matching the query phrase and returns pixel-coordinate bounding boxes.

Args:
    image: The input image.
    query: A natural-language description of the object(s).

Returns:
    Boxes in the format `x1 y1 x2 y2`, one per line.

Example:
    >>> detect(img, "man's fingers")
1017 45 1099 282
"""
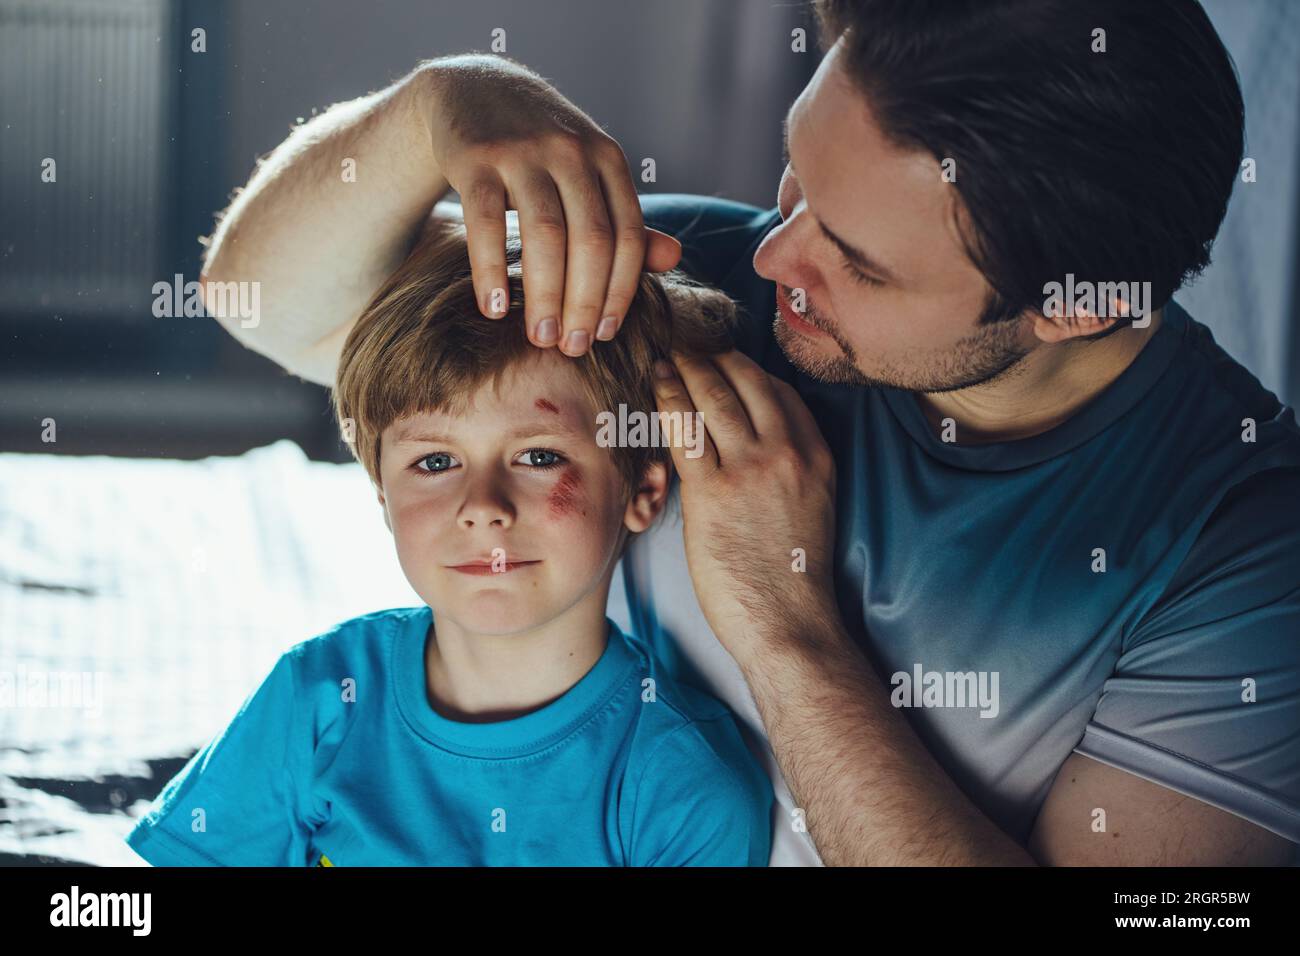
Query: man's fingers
551 161 615 355
652 359 718 475
463 135 683 352
595 223 682 342
769 375 834 469
460 168 510 321
591 146 647 342
644 228 683 273
670 351 757 455
509 167 569 347
707 350 787 440
591 140 683 341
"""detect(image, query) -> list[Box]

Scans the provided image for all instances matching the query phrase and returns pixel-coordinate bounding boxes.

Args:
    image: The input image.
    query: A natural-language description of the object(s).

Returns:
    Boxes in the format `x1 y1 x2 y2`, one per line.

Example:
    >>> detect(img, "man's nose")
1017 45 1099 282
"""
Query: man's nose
756 167 815 283
754 208 813 286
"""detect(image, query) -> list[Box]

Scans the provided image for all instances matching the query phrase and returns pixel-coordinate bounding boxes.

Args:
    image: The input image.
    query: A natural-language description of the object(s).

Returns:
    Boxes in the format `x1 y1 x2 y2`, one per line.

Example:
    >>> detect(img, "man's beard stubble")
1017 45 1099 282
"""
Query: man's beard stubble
771 296 1034 394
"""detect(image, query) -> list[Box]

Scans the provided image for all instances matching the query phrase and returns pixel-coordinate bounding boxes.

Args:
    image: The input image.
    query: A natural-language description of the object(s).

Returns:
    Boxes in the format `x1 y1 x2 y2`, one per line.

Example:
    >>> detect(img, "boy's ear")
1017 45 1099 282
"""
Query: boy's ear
623 458 672 534
376 484 392 534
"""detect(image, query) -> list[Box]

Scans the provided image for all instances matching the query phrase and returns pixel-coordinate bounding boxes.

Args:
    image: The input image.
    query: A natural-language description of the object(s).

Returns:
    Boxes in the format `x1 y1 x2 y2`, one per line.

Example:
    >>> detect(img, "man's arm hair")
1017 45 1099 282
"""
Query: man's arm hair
200 60 457 386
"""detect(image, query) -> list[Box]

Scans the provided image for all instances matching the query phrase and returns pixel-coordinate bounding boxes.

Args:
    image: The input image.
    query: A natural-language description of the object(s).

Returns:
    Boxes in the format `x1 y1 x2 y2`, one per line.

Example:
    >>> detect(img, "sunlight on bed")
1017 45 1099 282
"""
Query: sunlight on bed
0 440 421 865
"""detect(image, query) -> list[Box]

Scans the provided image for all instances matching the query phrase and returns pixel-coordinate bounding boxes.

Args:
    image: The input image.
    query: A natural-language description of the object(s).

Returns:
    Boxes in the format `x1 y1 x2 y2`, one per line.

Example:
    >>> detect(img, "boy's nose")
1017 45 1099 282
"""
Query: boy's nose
456 489 516 530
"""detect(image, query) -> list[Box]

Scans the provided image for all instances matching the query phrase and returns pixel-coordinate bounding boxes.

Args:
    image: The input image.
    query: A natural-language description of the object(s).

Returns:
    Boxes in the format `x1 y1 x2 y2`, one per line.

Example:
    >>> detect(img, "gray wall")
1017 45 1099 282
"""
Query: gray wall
216 0 814 210
1180 0 1300 409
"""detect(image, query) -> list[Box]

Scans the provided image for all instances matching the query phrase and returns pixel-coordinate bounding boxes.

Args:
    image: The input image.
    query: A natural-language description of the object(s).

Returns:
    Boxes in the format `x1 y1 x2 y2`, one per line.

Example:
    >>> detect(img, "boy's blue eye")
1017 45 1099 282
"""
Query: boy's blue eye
523 449 562 468
418 452 454 473
410 448 565 477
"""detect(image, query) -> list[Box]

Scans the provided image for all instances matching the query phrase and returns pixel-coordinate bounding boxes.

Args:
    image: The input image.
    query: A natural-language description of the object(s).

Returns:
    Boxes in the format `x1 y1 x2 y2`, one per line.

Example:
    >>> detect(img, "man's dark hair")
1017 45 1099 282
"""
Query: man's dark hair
813 0 1245 340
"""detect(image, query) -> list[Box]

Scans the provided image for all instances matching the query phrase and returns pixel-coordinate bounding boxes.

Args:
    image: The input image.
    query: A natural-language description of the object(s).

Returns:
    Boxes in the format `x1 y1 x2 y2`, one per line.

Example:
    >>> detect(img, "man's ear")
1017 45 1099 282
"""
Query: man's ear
1030 303 1117 344
623 458 671 533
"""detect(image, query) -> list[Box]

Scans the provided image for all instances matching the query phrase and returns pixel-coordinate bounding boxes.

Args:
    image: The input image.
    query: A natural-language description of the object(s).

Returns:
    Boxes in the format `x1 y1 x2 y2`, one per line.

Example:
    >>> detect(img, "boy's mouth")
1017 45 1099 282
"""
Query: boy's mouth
446 559 541 576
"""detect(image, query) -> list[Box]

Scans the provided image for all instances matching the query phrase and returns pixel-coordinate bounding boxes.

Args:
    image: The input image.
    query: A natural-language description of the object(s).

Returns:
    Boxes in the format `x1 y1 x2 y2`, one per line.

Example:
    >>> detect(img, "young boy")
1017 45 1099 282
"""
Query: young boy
124 215 775 866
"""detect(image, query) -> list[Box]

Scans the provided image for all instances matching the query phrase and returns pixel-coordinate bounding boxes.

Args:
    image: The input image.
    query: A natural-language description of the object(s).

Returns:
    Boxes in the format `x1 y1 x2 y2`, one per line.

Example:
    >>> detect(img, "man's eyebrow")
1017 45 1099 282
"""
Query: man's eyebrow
781 106 901 284
393 420 585 445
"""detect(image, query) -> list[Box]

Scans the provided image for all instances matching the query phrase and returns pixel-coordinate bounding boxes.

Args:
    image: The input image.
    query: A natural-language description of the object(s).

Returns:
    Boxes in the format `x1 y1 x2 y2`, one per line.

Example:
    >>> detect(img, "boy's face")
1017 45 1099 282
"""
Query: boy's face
376 350 666 636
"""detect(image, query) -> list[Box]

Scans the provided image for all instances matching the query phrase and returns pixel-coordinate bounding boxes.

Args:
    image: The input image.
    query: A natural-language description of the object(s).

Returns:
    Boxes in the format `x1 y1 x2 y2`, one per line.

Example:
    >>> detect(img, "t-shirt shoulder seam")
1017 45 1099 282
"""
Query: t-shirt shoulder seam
1151 464 1300 609
1174 304 1294 424
296 605 424 655
332 605 426 630
1207 465 1300 526
627 718 756 864
640 679 736 728
630 713 743 804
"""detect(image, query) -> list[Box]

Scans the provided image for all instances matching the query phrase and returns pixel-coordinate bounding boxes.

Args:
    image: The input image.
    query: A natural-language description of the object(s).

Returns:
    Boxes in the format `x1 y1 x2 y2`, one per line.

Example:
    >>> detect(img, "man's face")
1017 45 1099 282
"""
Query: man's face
753 37 1035 392
375 351 639 636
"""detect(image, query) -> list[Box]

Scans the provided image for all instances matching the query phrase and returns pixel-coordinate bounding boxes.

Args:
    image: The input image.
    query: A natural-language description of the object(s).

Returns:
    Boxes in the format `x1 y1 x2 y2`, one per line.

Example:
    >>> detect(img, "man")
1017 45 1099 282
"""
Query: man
202 0 1300 865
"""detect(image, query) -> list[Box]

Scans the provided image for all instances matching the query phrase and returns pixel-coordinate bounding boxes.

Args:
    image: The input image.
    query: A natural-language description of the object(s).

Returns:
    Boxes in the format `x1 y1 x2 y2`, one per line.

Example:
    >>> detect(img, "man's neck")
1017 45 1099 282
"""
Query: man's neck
915 308 1164 443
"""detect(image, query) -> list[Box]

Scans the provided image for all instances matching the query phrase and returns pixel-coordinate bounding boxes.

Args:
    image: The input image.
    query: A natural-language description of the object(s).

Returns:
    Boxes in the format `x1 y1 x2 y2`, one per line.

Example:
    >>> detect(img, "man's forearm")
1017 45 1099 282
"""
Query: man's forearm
201 59 454 384
735 613 1037 866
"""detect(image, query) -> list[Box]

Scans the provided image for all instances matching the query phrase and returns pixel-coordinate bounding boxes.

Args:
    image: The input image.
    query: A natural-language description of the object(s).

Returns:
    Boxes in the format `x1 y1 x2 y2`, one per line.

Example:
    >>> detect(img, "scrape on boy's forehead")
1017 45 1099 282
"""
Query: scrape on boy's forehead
388 358 600 445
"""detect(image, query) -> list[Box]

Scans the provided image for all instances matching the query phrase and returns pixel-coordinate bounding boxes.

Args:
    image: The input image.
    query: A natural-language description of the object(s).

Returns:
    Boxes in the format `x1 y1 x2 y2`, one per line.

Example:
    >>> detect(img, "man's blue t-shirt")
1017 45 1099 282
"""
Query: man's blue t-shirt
124 608 773 866
627 193 1300 854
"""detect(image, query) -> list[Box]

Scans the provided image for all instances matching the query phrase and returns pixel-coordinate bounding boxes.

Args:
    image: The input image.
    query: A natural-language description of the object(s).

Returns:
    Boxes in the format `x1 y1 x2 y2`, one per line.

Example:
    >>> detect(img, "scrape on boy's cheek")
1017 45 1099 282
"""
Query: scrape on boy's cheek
547 467 586 519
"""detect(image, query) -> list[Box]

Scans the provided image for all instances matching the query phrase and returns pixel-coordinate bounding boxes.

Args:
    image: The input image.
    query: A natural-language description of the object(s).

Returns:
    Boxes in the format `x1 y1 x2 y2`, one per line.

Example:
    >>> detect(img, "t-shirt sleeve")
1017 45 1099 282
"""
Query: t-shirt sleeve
1072 467 1300 844
638 193 770 283
629 716 774 866
124 649 316 866
638 193 781 364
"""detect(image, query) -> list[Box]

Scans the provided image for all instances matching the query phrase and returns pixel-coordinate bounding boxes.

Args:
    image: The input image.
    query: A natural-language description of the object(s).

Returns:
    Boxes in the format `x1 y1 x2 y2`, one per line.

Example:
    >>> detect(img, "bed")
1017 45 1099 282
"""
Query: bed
0 440 431 866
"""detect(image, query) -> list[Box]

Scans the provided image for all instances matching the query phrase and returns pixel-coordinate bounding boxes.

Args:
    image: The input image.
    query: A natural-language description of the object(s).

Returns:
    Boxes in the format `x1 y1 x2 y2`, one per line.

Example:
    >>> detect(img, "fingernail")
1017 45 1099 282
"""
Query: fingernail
596 316 618 340
654 359 675 379
563 329 590 355
536 318 558 345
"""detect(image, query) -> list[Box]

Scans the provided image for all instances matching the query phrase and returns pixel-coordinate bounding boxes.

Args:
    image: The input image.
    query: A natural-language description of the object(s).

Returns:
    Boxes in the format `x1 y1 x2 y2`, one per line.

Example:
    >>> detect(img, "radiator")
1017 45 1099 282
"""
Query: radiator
0 0 173 317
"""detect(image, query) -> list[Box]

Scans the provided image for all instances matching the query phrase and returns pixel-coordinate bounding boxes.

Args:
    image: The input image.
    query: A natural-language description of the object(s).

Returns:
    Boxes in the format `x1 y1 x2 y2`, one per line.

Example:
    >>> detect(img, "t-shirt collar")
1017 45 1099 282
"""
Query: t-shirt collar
880 299 1189 471
393 605 642 757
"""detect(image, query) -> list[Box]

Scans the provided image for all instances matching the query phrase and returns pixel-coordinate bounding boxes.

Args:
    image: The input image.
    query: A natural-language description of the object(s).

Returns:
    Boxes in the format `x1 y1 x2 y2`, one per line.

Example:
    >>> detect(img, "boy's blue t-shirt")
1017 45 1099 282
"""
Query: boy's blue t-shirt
124 607 773 866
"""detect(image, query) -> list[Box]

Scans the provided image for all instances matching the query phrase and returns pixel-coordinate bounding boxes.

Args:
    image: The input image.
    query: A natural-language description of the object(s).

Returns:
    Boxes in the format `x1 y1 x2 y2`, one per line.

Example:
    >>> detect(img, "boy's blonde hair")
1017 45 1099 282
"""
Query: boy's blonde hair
332 215 738 496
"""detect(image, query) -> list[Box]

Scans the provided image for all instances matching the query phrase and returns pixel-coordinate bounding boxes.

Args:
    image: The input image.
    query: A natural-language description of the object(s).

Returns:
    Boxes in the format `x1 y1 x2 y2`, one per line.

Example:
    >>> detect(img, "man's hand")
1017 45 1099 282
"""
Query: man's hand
651 349 839 662
428 55 682 355
200 53 681 385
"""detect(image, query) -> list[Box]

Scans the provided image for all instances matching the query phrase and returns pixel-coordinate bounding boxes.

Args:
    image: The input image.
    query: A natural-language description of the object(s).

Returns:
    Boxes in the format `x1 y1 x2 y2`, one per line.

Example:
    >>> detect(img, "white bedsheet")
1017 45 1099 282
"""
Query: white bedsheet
0 440 421 865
